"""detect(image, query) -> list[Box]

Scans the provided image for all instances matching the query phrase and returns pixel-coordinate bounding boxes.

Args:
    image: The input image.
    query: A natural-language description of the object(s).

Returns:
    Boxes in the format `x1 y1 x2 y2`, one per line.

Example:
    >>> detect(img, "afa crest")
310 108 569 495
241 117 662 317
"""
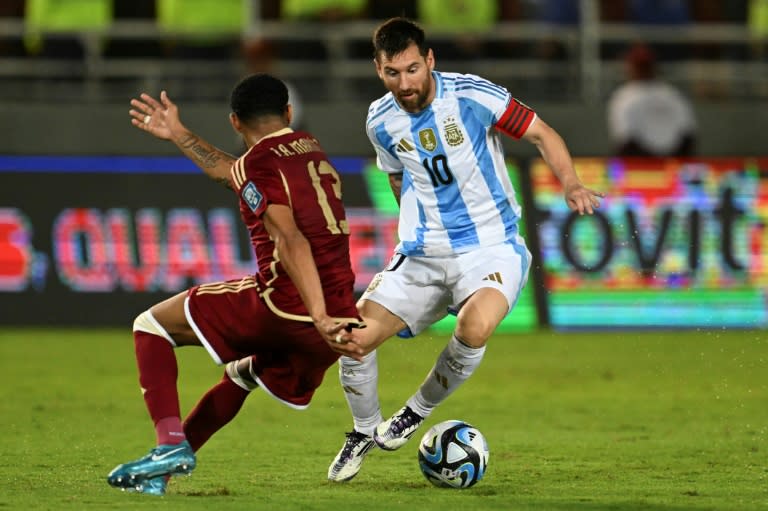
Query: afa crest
365 272 383 293
418 128 437 152
443 117 464 147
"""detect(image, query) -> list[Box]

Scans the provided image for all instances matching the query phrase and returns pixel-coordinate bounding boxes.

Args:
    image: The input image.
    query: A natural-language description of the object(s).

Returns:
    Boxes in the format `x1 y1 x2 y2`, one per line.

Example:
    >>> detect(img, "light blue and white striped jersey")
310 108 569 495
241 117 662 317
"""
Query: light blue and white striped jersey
366 70 537 256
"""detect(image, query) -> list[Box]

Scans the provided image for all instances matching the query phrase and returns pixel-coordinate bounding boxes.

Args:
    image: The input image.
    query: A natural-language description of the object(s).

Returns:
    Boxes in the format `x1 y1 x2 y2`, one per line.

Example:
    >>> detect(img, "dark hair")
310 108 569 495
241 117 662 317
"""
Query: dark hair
372 17 427 60
230 73 288 123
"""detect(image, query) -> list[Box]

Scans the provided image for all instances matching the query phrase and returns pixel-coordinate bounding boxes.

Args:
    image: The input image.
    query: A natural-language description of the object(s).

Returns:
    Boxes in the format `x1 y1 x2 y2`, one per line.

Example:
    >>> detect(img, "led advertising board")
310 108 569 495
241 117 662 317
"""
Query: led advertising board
531 157 768 328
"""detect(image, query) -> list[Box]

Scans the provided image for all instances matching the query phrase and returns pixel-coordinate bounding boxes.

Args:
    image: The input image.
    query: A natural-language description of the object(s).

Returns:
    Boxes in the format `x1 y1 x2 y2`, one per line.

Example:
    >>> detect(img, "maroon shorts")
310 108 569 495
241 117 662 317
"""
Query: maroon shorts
186 277 339 408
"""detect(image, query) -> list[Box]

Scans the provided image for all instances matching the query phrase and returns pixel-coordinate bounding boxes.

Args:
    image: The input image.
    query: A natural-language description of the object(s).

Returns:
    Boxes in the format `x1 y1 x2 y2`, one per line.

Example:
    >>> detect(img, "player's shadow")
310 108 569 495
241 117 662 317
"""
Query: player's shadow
177 486 232 497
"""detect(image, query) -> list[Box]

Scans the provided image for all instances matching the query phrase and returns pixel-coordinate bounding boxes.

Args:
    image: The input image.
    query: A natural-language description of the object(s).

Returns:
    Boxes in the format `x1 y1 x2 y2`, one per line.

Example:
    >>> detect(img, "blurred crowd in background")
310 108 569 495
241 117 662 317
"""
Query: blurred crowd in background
0 1 766 108
2 1 765 59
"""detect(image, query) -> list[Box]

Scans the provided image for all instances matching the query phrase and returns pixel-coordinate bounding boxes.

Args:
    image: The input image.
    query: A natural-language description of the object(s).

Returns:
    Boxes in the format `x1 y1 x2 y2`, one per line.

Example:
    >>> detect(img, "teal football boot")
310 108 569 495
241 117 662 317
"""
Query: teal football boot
107 441 195 490
125 475 168 496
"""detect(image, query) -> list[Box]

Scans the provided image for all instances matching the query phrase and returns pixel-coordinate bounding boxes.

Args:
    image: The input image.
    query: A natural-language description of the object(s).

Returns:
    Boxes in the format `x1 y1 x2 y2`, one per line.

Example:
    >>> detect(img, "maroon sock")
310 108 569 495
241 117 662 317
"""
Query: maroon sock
183 372 250 452
134 331 185 445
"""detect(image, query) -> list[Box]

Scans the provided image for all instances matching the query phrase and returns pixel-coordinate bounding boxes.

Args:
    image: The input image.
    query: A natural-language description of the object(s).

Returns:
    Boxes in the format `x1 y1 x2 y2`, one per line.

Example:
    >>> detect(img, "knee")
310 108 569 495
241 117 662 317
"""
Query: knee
454 290 508 346
133 310 175 345
226 357 259 391
454 316 495 347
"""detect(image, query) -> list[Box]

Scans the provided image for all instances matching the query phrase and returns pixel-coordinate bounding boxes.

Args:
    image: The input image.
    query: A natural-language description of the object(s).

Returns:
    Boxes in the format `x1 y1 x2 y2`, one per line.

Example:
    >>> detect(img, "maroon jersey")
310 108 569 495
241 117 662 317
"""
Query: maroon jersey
229 128 356 321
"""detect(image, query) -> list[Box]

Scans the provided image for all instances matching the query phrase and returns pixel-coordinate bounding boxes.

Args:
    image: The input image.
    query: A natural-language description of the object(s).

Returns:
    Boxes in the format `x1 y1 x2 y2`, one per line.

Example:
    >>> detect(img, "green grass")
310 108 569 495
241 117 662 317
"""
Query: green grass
0 328 766 510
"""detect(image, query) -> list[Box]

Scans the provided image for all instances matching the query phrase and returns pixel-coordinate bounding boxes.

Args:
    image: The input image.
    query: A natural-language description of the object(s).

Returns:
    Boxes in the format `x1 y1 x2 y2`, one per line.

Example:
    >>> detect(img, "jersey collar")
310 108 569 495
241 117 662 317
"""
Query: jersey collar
255 127 293 145
433 70 444 99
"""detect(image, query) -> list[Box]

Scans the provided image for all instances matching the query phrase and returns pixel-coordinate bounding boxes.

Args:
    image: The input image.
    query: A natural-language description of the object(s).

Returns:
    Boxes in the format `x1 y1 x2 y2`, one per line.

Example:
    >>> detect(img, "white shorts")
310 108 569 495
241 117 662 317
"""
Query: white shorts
360 239 532 336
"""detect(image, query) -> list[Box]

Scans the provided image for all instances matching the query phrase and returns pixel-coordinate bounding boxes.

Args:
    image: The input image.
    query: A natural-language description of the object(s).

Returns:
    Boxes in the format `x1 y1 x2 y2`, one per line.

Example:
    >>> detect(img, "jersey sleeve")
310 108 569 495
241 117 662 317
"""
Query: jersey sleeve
366 118 404 174
231 154 290 217
454 73 511 123
452 73 537 139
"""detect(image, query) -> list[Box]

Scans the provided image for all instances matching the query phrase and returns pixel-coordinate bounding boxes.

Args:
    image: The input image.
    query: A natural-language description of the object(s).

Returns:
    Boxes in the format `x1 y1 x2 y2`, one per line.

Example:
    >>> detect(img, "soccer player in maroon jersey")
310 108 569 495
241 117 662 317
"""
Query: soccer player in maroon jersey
107 74 363 496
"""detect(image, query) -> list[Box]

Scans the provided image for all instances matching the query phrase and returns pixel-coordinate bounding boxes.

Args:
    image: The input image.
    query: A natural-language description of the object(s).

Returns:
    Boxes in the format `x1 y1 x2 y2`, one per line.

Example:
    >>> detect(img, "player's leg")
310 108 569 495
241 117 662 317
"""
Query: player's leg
373 288 508 451
376 242 531 450
107 291 198 492
332 256 449 471
142 292 203 441
176 279 274 454
114 357 254 496
184 281 347 455
182 357 254 452
329 299 405 482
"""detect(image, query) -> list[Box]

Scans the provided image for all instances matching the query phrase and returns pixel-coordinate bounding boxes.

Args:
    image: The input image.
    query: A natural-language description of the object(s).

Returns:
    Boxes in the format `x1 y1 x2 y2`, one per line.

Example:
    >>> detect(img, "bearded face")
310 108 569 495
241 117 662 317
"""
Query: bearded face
375 44 435 113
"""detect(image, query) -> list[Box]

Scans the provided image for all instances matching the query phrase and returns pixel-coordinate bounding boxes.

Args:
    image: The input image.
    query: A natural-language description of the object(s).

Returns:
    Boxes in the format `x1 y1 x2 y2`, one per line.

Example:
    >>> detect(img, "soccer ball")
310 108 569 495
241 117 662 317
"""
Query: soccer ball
417 420 489 489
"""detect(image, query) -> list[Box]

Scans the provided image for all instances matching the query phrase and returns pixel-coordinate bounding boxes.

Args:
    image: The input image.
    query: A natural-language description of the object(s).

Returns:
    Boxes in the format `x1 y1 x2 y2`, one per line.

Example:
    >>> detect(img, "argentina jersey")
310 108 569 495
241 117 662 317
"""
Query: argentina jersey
366 71 536 256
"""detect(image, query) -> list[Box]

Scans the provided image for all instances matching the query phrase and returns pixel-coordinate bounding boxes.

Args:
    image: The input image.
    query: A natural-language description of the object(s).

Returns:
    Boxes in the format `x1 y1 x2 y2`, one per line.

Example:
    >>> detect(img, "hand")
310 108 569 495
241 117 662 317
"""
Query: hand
564 182 605 215
314 315 366 360
129 91 184 141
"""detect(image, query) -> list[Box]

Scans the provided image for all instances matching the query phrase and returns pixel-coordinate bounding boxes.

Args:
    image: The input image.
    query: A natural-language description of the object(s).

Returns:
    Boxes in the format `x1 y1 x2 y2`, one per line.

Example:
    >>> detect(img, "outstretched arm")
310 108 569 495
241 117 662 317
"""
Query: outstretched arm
129 91 235 189
521 118 605 215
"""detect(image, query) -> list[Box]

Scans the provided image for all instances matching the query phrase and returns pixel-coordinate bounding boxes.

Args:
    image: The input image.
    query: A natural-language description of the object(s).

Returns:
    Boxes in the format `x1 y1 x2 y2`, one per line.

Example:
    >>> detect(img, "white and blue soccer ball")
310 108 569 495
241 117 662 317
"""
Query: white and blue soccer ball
417 420 489 489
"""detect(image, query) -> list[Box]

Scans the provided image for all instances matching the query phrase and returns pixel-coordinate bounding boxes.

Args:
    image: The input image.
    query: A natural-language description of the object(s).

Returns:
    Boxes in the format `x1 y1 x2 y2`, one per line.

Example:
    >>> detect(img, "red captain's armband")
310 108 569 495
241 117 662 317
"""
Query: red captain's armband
494 98 535 139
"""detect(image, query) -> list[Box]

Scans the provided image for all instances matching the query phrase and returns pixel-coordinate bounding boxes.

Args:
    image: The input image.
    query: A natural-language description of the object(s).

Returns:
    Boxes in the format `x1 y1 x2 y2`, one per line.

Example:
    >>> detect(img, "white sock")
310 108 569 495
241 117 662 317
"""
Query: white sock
339 351 382 437
407 334 486 418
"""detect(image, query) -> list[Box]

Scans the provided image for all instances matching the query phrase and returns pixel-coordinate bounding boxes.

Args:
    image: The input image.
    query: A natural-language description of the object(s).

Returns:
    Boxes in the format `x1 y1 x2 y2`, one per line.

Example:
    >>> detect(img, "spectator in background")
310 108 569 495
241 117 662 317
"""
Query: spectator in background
607 43 697 157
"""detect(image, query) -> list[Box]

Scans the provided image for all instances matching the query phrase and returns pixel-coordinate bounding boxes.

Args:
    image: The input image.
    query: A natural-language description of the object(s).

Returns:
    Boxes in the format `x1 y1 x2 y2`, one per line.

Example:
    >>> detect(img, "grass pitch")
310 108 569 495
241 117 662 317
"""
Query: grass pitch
0 327 765 510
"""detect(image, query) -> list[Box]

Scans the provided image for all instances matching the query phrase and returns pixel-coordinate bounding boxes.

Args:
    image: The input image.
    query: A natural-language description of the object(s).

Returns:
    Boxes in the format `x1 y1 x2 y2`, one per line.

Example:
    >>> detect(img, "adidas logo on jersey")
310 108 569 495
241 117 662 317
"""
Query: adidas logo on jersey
482 272 503 284
396 138 415 152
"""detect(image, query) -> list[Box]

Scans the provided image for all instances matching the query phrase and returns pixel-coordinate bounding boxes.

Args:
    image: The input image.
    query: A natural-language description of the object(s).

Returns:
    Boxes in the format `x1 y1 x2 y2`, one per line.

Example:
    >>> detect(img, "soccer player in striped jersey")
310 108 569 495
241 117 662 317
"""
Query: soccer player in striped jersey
326 17 605 482
107 74 362 495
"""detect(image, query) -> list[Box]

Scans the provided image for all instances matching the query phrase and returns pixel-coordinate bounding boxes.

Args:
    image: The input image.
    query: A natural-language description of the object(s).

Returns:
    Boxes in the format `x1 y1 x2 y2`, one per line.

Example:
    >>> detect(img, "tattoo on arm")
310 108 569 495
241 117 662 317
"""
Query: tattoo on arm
179 134 233 189
180 134 221 168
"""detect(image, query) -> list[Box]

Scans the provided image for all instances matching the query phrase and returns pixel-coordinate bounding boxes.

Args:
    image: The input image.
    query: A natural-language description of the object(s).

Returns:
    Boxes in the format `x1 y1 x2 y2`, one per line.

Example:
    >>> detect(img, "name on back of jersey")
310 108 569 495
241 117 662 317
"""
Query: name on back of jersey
268 137 322 158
